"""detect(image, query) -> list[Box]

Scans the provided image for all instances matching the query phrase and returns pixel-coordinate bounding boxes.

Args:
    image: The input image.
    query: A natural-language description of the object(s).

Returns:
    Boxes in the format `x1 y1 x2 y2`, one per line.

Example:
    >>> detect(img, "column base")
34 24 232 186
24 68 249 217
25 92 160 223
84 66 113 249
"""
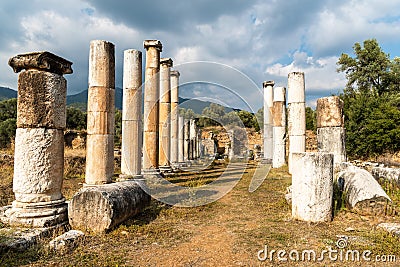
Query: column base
0 198 68 228
159 165 173 173
116 174 144 182
141 168 161 176
261 158 272 164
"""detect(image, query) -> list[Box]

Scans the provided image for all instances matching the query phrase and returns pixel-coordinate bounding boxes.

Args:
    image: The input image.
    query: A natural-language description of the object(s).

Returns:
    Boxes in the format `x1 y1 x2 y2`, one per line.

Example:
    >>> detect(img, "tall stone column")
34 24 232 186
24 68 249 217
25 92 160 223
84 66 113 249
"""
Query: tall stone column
263 81 274 163
189 119 196 160
292 152 334 222
272 87 286 168
4 52 72 227
184 119 190 162
159 58 173 173
170 70 180 167
143 40 162 174
120 49 143 180
316 96 346 171
86 40 115 185
178 116 185 164
287 72 306 174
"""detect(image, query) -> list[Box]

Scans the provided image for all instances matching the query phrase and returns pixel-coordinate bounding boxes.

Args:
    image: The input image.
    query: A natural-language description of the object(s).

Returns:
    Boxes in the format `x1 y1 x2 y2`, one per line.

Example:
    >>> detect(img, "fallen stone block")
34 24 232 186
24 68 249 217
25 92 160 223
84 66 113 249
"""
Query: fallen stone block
48 230 84 251
338 166 391 215
371 166 400 187
377 222 400 238
68 181 150 233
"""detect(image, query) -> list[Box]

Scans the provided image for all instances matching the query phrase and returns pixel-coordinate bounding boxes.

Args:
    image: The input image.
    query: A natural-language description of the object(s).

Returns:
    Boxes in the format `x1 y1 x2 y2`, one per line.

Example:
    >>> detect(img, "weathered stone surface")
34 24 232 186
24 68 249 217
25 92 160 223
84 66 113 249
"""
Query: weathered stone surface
178 116 185 163
287 72 305 104
184 119 190 161
48 230 84 251
371 166 400 187
85 134 114 185
68 181 151 233
86 40 115 185
287 102 306 136
263 81 274 161
170 70 180 164
9 51 73 75
317 127 346 170
377 222 400 237
88 40 115 88
317 96 344 128
143 40 162 172
120 49 143 180
272 126 286 168
13 128 64 203
338 166 391 215
159 58 172 170
17 70 66 129
292 152 333 222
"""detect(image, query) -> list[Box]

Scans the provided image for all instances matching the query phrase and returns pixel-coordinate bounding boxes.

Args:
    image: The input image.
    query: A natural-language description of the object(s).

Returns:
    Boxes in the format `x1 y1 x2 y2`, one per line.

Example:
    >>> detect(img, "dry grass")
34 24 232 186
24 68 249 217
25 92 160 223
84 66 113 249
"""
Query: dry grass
1 156 400 266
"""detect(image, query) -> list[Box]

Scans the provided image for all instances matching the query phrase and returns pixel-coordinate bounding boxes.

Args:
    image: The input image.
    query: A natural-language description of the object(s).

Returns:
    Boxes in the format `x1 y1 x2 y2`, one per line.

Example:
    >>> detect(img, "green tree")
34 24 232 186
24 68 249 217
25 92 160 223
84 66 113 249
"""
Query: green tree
114 109 122 147
66 107 87 130
0 118 16 148
0 98 17 121
338 39 400 158
201 103 225 126
305 107 316 132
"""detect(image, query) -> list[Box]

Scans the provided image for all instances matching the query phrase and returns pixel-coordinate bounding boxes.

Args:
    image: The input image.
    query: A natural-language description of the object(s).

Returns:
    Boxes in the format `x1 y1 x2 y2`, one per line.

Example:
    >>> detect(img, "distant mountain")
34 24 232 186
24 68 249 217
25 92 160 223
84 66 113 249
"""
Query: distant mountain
0 86 235 114
0 87 17 101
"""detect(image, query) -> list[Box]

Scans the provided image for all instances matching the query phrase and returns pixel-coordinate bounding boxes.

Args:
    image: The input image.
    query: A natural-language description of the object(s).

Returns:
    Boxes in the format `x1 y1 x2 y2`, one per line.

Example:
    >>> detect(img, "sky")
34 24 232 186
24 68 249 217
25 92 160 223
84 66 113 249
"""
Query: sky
1 0 400 112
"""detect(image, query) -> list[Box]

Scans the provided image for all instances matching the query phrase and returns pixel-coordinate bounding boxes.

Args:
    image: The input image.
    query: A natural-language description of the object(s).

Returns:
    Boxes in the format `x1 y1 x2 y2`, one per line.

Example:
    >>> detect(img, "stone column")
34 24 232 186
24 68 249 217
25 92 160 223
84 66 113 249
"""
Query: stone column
143 40 162 174
184 119 190 162
287 72 306 174
119 49 143 180
4 52 72 227
316 96 346 171
158 58 173 173
86 40 115 185
263 81 274 163
189 119 196 160
272 86 286 168
228 129 235 160
291 152 334 222
170 70 180 167
178 116 185 164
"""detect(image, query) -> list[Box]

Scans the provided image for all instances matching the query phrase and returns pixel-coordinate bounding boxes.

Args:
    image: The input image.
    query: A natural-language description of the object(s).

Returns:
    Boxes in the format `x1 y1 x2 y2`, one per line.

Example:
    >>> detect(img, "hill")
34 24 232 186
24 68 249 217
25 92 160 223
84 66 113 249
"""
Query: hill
0 87 17 101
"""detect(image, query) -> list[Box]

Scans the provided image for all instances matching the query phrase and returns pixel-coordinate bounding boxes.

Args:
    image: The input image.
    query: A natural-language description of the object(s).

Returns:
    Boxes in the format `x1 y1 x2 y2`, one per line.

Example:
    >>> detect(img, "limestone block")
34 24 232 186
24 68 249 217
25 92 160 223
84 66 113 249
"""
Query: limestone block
85 134 114 185
339 166 391 215
68 181 150 233
87 86 115 112
17 70 66 129
121 120 142 177
87 110 115 135
287 72 305 104
123 49 142 90
272 127 286 168
272 102 285 127
122 88 142 120
371 166 400 187
288 134 306 173
143 131 159 170
89 40 115 88
317 96 344 128
288 102 306 136
13 128 64 203
48 230 85 251
317 127 346 168
292 152 333 222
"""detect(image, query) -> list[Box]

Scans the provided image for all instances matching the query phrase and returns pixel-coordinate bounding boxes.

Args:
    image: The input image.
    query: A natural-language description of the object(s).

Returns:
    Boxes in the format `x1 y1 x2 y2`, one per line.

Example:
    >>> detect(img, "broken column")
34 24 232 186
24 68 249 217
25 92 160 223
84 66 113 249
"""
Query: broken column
143 40 162 174
86 40 115 185
263 81 274 163
316 96 346 171
287 72 306 174
292 152 334 222
4 51 72 227
272 86 286 168
119 49 143 180
178 116 185 164
159 58 173 172
170 70 180 169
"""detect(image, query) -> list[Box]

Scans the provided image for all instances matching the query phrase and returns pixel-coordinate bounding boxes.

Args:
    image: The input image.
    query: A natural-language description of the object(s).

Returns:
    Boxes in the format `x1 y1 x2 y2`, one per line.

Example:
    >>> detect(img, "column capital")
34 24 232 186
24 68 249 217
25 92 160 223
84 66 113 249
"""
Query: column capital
9 51 73 75
170 70 180 77
263 80 275 88
160 57 173 67
143 40 163 51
